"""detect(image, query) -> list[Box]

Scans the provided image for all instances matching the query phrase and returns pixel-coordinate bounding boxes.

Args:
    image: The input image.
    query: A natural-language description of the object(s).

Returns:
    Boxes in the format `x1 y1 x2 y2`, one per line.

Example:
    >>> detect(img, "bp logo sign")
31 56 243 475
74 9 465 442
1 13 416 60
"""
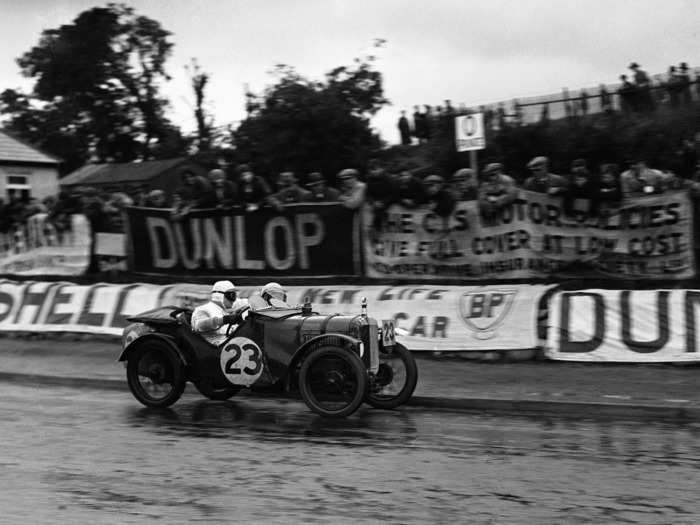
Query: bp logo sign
459 290 516 339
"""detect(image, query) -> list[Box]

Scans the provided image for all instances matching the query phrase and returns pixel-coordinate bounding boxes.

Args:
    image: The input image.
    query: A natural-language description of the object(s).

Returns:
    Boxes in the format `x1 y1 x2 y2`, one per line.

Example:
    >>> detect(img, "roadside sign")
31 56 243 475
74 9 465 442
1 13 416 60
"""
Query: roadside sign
455 113 485 152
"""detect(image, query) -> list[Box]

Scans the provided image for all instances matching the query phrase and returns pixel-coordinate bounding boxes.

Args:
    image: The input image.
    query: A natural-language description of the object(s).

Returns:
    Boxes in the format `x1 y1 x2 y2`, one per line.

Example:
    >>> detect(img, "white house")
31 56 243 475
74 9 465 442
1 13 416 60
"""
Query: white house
0 131 60 202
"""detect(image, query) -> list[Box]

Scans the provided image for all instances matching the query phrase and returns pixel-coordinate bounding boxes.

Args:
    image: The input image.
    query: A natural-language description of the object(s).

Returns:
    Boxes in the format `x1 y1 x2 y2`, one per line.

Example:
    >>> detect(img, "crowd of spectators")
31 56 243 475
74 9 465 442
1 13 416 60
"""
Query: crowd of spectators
2 150 700 239
399 62 700 141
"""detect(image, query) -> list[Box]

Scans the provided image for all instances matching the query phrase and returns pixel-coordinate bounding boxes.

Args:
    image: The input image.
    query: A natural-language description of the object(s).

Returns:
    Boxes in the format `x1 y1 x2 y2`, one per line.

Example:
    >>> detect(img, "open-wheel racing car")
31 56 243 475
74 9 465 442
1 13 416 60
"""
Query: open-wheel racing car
118 299 418 417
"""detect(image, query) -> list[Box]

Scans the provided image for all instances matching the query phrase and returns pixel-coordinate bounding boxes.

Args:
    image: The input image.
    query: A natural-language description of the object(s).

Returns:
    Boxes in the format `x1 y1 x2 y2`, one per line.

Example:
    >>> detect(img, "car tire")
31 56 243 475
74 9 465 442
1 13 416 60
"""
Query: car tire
194 380 241 401
365 343 418 409
126 340 186 408
299 346 368 418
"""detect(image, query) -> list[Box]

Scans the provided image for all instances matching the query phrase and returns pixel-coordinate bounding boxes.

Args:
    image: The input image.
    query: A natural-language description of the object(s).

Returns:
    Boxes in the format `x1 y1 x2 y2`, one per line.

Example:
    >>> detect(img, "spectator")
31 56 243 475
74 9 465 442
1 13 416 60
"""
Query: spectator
144 189 169 208
540 103 550 123
305 172 340 202
523 156 567 195
579 90 589 115
629 62 654 111
366 163 395 231
449 168 478 201
398 110 412 145
395 169 426 208
599 84 613 113
596 164 623 216
423 105 433 140
237 164 272 211
618 74 635 113
563 159 597 218
620 160 665 197
478 163 517 219
677 137 698 178
337 168 366 209
413 105 426 144
679 62 692 105
202 168 239 208
421 174 455 217
103 192 133 232
271 171 312 208
444 99 455 116
178 169 211 210
666 65 682 107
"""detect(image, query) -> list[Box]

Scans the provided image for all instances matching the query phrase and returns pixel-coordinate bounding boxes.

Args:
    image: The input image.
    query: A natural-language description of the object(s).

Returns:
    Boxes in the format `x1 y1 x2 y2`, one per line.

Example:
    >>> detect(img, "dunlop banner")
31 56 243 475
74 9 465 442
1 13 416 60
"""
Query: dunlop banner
173 283 552 351
0 281 177 336
0 213 91 276
546 289 700 362
125 204 359 277
364 190 695 280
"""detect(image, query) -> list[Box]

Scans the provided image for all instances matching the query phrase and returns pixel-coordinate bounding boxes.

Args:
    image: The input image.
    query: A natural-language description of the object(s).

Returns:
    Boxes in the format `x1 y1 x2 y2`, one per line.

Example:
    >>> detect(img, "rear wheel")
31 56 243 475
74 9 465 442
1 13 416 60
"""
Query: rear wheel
126 341 186 408
366 343 418 409
194 380 241 400
299 346 368 418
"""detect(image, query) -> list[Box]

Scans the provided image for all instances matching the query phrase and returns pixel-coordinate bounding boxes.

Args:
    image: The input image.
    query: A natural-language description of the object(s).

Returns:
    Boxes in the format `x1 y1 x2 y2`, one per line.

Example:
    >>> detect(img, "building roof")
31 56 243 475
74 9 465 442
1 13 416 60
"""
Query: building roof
60 157 191 186
0 131 59 165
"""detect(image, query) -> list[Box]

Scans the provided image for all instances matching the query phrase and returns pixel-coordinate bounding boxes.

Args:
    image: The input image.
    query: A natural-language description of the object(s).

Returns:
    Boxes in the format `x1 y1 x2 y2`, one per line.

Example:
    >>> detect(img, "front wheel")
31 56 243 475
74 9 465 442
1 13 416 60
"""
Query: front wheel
299 346 368 418
126 341 186 408
366 343 418 409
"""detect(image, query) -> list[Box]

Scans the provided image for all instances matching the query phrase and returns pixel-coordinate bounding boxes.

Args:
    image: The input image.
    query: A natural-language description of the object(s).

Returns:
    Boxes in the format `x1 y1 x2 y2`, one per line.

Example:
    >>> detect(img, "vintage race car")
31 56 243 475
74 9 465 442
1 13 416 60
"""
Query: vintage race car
118 300 418 417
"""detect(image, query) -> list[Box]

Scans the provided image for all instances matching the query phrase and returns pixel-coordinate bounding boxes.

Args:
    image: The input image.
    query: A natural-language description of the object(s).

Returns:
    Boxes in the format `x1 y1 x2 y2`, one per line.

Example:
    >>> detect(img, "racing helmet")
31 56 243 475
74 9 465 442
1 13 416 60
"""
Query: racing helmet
261 282 286 303
211 280 237 306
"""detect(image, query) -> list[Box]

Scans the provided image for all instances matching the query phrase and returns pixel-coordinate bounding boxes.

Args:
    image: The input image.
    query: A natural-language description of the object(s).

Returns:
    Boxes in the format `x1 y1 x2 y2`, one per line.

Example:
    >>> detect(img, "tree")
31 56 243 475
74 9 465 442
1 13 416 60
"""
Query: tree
185 58 212 152
1 3 183 172
232 42 388 181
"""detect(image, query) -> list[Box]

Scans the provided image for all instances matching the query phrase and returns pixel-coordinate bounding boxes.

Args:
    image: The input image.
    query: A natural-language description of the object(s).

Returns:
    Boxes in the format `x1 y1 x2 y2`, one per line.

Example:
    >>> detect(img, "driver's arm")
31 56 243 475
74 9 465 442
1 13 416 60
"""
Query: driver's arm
191 309 223 333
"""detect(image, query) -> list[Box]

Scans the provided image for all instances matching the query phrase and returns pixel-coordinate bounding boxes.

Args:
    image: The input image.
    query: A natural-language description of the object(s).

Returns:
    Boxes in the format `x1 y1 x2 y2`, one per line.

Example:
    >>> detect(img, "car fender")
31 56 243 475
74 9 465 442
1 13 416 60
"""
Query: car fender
117 333 189 367
290 333 363 369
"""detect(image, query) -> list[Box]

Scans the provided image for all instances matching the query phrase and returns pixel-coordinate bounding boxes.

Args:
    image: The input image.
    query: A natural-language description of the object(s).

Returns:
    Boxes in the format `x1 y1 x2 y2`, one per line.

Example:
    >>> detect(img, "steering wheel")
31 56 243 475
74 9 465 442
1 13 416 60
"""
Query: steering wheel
225 306 250 336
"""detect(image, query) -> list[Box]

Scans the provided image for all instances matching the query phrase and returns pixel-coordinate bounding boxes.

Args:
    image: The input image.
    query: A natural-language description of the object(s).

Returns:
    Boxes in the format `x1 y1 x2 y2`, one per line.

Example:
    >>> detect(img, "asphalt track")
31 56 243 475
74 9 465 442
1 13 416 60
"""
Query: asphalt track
3 335 700 420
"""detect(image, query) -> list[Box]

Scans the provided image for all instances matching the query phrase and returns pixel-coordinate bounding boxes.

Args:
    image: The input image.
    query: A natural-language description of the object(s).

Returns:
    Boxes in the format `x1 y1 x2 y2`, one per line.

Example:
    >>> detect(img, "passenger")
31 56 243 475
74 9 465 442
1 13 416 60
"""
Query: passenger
249 282 291 310
191 280 246 346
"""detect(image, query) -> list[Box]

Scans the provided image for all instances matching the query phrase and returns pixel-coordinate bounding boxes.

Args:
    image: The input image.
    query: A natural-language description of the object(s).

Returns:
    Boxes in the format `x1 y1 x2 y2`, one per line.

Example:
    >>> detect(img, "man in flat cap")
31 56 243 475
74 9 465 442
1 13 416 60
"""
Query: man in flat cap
478 162 517 219
523 156 567 196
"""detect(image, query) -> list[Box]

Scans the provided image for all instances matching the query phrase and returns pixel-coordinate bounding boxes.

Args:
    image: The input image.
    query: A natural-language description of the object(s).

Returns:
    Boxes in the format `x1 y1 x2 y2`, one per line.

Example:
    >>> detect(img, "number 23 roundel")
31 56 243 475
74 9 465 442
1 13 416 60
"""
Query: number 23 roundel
220 337 264 386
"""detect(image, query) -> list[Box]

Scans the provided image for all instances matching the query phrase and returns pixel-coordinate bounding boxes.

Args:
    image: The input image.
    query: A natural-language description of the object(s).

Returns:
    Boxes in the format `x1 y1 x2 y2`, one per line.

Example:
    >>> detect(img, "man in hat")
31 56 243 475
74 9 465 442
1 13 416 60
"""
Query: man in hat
450 168 478 201
192 280 248 346
337 168 366 209
422 174 455 216
395 168 426 208
523 157 567 195
629 62 654 111
478 163 517 218
620 160 665 197
398 110 412 146
270 171 312 209
305 172 340 202
237 164 272 211
563 159 598 218
679 62 692 105
201 168 239 208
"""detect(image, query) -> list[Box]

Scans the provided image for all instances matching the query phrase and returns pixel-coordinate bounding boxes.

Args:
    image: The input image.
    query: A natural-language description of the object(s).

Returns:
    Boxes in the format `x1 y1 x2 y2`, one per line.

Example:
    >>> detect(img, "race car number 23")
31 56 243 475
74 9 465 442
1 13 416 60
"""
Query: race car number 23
220 337 264 386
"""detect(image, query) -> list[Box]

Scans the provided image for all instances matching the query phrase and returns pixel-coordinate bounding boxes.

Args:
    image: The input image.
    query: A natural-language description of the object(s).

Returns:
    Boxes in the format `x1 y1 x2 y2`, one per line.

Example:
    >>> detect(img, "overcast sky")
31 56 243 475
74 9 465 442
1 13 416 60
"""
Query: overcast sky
1 0 699 144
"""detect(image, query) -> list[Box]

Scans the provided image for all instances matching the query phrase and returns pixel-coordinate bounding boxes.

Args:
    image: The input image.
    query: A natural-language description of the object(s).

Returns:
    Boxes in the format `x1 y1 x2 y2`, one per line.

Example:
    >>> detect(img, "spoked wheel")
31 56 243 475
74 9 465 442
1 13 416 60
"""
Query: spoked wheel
299 346 368 418
366 343 418 409
194 380 241 401
126 341 186 408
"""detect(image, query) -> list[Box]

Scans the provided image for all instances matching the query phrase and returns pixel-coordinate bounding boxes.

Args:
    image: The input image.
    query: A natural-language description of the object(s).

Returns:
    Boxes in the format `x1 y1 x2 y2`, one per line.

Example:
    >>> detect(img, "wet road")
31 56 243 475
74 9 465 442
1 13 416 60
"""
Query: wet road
2 384 700 524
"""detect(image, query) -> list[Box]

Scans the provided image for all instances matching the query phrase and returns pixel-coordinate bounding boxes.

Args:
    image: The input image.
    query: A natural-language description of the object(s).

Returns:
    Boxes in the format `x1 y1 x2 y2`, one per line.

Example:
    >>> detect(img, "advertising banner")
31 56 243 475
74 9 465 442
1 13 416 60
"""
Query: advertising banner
0 281 177 336
546 289 700 362
364 190 695 280
0 213 91 276
125 204 359 277
173 283 552 351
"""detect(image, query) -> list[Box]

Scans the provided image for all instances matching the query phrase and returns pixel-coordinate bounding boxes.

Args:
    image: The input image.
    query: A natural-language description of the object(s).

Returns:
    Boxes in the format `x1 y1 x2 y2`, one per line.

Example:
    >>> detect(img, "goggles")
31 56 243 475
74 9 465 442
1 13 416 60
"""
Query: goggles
217 290 237 301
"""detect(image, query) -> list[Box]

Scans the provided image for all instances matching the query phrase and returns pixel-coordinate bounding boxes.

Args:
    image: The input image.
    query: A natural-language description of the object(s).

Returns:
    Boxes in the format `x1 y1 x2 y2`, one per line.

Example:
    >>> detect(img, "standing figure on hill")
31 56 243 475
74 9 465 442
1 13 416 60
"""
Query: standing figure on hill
398 110 412 146
629 62 654 112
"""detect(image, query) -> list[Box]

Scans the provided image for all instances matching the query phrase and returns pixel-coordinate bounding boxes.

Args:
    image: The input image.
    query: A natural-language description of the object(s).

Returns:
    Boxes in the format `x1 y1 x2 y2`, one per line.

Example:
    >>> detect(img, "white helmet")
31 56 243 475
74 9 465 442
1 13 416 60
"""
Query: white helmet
261 282 286 302
211 280 236 306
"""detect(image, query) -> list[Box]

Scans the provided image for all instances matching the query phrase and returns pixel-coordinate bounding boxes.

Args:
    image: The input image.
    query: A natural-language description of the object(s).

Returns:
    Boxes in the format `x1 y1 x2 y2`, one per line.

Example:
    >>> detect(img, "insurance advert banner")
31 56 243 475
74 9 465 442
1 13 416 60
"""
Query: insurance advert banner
364 190 695 280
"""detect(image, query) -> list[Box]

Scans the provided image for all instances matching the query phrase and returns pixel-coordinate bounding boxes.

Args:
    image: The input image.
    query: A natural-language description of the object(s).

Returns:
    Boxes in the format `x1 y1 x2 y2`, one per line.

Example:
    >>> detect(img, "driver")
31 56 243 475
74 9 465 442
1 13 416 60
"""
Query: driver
249 282 291 310
192 280 246 346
